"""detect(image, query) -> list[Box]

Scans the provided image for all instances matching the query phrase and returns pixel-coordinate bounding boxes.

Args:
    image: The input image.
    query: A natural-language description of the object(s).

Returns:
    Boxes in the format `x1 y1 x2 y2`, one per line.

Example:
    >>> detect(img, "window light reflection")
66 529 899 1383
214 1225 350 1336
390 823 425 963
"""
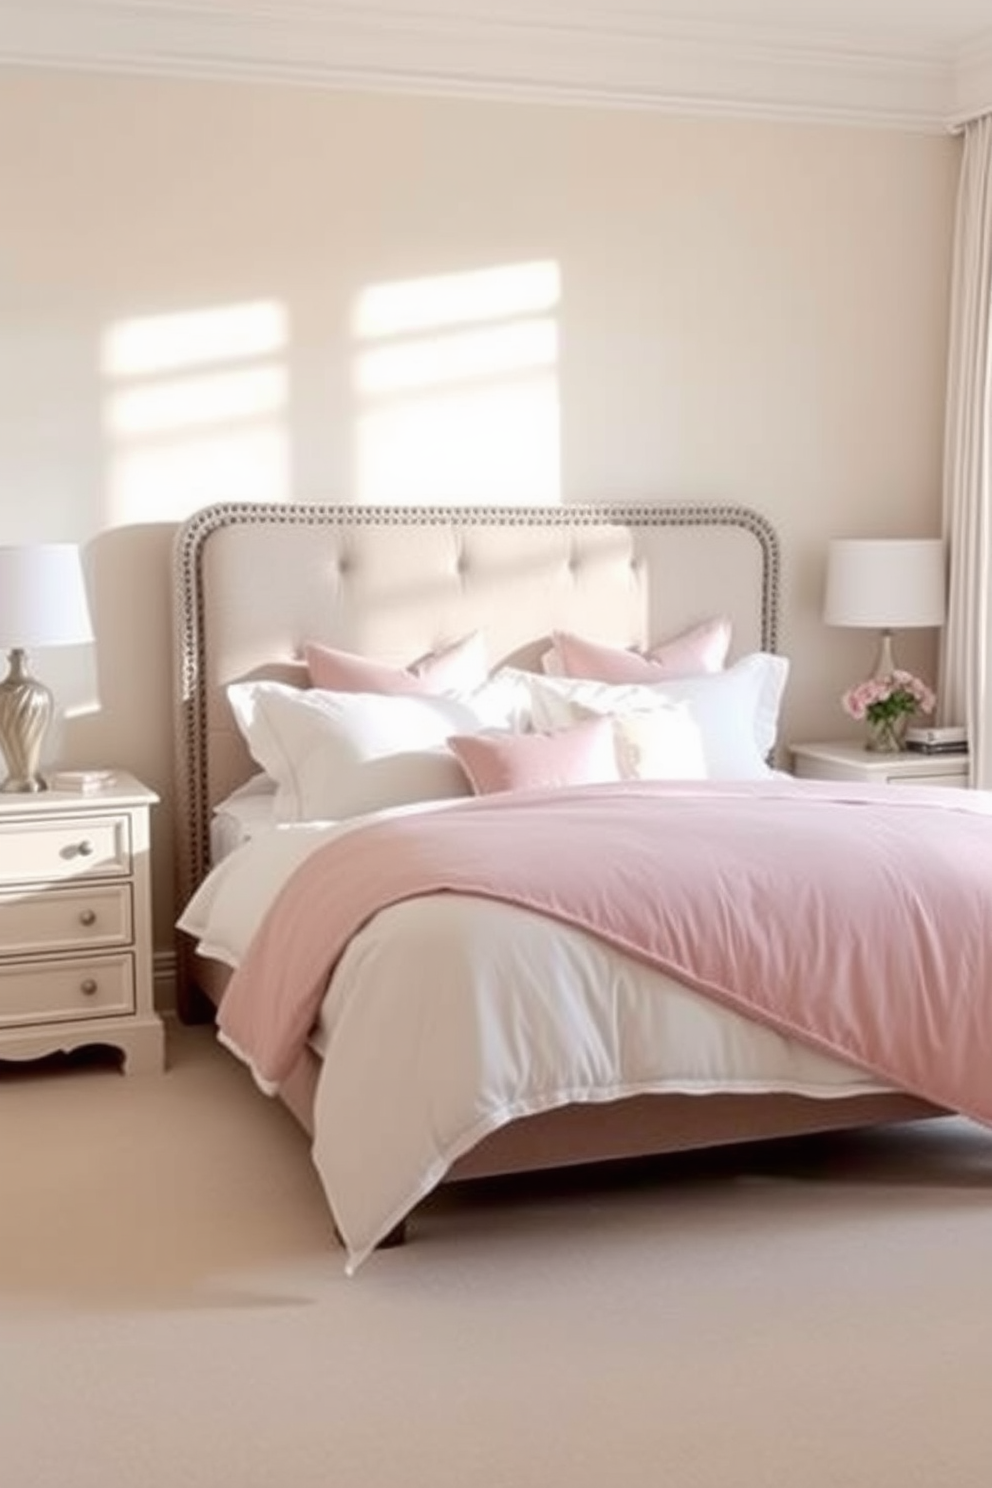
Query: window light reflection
107 366 287 437
103 301 287 378
356 319 557 396
354 262 560 339
101 300 291 522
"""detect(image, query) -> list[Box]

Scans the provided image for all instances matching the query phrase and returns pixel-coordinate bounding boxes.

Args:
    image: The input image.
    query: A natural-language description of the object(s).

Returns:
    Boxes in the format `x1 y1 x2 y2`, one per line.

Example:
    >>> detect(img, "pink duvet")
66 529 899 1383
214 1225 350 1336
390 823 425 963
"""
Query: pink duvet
216 779 992 1125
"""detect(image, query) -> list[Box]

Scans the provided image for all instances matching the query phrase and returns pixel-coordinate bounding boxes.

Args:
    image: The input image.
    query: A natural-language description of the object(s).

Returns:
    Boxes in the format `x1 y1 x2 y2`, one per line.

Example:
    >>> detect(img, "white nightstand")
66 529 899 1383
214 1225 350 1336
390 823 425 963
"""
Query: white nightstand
0 772 164 1073
791 740 970 789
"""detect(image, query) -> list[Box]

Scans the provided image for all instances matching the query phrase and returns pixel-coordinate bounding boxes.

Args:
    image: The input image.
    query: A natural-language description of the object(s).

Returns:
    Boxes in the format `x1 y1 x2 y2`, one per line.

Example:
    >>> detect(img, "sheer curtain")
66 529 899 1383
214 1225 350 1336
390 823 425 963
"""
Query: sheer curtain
940 114 992 787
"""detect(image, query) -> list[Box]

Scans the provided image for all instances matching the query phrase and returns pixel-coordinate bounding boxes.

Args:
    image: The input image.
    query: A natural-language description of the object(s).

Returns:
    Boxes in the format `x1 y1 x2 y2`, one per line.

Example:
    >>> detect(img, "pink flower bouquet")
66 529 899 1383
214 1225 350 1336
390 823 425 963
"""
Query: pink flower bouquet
842 670 936 723
842 669 936 751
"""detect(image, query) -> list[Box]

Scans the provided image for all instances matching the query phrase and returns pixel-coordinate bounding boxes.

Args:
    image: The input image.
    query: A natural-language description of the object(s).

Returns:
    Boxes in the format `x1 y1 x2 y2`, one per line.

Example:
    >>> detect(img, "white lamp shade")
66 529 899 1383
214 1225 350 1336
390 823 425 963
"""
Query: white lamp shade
0 544 94 648
824 538 946 630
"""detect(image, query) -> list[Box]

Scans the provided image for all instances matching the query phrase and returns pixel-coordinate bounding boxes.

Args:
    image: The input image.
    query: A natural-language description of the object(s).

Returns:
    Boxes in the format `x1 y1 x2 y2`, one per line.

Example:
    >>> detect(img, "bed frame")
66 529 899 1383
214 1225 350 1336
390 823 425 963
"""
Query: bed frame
173 500 939 1223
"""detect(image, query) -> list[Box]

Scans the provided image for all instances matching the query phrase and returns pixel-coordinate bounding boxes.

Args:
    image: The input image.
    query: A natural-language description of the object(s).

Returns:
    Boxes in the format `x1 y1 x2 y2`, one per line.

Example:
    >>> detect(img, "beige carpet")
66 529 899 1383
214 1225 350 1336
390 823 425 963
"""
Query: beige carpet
3 1023 992 1488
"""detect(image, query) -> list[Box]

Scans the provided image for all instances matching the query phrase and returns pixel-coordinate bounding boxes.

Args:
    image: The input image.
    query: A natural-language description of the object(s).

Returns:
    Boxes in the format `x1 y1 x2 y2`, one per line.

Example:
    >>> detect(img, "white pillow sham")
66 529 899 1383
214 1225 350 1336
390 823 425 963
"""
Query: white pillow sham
227 680 535 821
528 652 789 779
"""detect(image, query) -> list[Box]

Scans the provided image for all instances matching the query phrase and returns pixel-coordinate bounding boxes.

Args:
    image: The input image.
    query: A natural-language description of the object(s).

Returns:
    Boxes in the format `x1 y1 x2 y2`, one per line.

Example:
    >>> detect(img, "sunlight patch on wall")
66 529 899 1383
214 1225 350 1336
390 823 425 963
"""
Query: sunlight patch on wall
101 301 290 524
103 302 287 379
354 262 560 338
352 262 561 506
108 367 287 437
357 321 557 395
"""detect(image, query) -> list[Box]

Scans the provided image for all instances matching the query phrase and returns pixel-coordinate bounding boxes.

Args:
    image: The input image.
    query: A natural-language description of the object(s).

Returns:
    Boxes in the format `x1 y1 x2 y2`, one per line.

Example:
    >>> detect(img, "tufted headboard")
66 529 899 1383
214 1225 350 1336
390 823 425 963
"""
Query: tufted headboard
173 501 780 914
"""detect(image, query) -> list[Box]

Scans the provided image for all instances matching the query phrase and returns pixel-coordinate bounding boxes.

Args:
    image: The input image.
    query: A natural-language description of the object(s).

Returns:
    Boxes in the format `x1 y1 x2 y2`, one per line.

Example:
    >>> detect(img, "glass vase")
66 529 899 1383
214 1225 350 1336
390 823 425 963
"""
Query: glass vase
865 713 909 754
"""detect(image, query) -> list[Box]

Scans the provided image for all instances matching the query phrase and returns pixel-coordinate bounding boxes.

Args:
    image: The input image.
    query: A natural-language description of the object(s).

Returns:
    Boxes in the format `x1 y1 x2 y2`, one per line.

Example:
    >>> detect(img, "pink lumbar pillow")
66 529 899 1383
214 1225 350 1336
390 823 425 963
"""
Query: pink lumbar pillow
304 631 487 696
448 716 621 795
547 617 732 684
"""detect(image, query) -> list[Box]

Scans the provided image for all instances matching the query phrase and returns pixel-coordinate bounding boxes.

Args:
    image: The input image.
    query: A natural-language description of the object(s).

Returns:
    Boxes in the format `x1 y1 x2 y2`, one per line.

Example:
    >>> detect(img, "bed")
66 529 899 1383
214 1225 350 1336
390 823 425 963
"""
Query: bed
173 499 969 1269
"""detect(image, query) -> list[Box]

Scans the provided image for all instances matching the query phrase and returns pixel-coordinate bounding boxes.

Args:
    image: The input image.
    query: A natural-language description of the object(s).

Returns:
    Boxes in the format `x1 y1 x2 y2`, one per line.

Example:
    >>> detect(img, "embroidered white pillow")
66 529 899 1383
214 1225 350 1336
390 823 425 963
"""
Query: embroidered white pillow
563 699 707 780
609 707 708 781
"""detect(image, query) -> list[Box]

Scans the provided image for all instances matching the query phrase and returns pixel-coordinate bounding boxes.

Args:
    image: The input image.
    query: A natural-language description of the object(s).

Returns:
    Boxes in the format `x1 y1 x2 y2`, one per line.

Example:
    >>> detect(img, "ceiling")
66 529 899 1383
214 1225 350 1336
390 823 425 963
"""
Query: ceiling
1 0 990 131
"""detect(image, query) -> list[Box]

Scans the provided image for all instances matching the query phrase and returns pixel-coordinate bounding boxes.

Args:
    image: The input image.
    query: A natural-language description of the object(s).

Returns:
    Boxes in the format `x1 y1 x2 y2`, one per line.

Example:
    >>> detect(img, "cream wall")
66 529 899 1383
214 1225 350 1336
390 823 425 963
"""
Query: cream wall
0 69 960 991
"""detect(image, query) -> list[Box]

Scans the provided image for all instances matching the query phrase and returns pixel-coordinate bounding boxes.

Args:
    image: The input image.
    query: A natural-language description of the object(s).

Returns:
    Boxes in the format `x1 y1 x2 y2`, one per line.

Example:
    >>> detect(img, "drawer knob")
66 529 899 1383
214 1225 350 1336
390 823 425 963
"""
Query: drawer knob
79 909 97 927
80 978 98 996
76 840 95 858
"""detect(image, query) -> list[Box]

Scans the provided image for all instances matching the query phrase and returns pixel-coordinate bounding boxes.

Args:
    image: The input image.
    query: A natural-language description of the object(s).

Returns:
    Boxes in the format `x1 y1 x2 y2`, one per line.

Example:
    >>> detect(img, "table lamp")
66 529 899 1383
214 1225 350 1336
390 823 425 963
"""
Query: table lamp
0 544 95 792
823 537 946 677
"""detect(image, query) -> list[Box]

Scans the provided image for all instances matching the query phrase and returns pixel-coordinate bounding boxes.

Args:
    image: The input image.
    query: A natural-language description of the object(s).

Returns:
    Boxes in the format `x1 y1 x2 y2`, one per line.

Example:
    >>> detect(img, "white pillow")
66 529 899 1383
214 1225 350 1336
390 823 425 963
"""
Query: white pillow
528 653 789 779
609 706 708 781
227 681 491 821
464 666 535 733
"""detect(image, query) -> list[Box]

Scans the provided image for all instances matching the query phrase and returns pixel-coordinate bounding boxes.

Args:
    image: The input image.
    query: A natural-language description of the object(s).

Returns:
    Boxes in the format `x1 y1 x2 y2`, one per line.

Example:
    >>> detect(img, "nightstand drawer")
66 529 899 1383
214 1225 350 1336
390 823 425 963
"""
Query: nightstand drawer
0 954 135 1026
0 884 132 956
886 768 969 789
792 742 971 789
0 815 131 886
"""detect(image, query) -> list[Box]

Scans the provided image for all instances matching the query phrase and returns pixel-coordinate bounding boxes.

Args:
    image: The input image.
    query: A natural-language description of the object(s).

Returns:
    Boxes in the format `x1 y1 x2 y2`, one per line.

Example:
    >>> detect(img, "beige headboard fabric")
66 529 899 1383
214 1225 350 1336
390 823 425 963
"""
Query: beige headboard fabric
173 501 780 909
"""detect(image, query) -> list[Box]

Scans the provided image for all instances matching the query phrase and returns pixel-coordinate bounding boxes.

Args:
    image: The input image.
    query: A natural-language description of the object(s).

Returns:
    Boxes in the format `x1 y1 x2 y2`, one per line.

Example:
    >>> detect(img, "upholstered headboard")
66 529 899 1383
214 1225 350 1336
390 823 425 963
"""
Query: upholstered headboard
173 501 780 911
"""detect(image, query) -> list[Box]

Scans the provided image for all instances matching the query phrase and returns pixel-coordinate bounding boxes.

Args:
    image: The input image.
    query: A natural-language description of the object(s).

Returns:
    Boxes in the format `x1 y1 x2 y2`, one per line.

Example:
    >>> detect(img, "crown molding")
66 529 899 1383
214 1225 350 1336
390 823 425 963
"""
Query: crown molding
948 37 992 131
0 1 988 133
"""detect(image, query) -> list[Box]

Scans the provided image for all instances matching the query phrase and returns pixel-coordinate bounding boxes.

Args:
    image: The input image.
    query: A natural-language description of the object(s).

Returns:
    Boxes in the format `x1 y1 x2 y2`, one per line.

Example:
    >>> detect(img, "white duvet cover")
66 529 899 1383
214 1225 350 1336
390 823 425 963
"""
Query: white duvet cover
178 807 892 1271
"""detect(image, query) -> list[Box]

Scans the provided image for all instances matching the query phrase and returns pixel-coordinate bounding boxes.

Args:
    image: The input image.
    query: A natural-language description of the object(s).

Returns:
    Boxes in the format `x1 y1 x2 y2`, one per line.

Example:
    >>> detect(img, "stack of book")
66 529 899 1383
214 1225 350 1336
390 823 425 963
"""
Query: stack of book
903 725 969 756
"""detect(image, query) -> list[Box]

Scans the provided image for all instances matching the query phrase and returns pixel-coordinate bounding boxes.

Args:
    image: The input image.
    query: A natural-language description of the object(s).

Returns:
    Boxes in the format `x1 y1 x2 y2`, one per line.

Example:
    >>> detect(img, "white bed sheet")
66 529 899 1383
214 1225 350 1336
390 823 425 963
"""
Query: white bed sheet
178 810 893 1271
209 774 280 863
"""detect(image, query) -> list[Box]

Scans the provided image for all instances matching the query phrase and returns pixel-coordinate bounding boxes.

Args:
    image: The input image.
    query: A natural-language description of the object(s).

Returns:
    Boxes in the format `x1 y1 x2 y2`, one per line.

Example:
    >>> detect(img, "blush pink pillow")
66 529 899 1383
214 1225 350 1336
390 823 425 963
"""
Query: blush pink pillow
304 632 487 696
548 618 732 684
448 717 620 795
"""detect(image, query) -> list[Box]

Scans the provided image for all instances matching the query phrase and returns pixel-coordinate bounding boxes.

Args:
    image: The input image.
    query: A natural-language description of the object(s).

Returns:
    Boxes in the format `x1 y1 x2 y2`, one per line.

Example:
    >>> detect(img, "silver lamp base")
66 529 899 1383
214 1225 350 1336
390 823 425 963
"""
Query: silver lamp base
871 628 897 679
0 648 52 792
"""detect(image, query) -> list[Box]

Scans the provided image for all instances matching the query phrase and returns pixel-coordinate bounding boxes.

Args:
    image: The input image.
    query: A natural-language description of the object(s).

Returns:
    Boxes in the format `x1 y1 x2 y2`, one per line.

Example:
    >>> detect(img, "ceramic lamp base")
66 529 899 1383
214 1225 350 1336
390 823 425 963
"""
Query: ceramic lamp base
0 648 52 792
